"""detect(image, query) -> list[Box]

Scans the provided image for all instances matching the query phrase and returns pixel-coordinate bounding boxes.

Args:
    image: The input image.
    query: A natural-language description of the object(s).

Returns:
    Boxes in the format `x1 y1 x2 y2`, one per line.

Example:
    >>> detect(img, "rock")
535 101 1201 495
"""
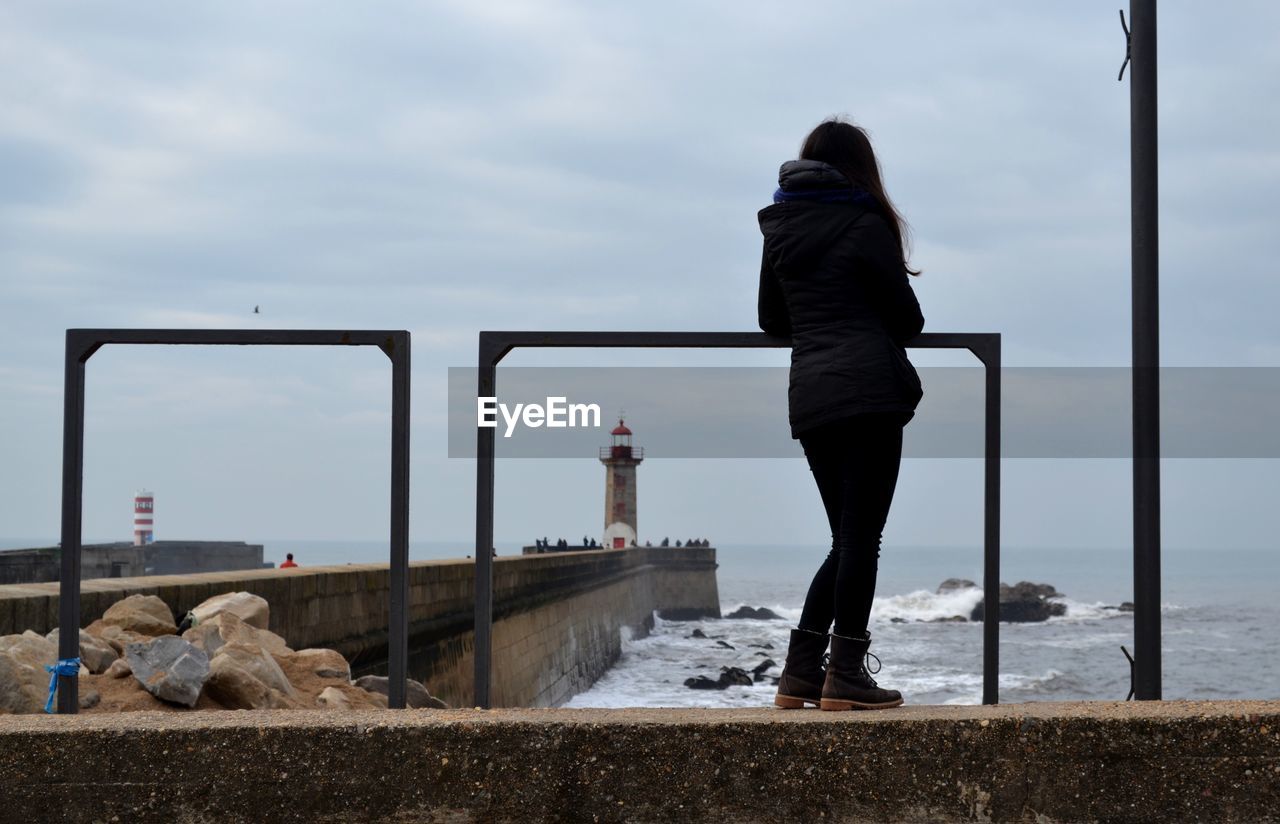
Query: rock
84 621 151 655
205 652 296 710
715 640 735 650
926 616 969 623
1118 602 1136 612
190 591 270 630
747 643 774 650
78 689 100 710
0 645 49 714
724 606 782 620
970 581 1068 623
683 675 724 690
101 594 177 637
46 628 118 674
183 611 290 658
690 629 707 639
1004 581 1061 600
890 617 908 623
352 675 448 709
211 641 295 697
316 685 387 710
288 648 350 681
0 631 58 671
105 658 132 679
126 636 210 707
751 659 776 681
683 666 755 690
937 578 978 594
316 686 352 710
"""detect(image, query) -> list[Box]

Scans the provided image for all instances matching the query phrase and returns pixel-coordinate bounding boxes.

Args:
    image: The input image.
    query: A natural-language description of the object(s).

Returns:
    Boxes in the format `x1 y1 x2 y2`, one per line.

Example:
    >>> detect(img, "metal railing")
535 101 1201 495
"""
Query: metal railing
599 446 644 461
474 330 1002 707
56 329 411 712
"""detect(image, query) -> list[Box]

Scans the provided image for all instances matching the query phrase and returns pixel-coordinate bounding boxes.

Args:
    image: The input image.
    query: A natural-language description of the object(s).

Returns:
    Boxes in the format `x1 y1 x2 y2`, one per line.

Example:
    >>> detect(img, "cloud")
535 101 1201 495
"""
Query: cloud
2 2 1280 546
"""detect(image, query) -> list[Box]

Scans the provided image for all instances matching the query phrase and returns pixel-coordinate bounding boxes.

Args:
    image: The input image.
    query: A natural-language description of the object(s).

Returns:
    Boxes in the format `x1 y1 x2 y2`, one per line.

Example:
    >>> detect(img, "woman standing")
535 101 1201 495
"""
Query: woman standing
758 118 924 711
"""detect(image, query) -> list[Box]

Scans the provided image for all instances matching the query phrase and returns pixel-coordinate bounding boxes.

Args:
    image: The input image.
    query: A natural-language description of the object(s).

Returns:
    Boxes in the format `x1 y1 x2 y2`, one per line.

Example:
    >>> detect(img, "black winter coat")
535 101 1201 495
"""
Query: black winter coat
758 160 925 438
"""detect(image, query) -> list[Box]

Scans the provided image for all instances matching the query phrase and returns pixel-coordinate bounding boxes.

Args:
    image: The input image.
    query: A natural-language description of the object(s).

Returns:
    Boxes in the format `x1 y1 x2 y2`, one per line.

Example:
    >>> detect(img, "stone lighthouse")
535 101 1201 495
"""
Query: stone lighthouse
599 419 643 548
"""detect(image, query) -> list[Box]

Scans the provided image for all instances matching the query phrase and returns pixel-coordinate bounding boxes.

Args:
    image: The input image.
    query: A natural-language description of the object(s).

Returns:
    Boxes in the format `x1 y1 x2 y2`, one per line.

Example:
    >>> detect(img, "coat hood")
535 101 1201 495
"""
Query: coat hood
776 159 851 192
759 161 873 274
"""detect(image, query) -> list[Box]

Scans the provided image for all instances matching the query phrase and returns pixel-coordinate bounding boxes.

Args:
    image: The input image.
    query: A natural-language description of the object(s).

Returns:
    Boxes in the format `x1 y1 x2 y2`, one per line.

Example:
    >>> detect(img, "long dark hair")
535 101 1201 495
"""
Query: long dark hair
800 118 920 276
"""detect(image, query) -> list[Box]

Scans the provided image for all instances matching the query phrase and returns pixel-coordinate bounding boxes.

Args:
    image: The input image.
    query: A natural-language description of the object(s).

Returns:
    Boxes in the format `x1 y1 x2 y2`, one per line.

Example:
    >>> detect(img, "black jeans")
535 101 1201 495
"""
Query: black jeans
796 412 906 638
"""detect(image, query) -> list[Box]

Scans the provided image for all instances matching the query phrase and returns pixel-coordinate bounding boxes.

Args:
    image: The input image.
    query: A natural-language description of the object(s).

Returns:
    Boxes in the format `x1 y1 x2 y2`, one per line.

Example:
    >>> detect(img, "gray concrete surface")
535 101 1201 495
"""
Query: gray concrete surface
0 700 1277 822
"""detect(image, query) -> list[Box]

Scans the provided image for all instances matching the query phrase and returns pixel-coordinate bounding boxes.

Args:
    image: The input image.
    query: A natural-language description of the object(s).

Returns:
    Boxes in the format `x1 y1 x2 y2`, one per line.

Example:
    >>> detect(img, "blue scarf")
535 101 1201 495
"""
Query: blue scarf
773 187 877 206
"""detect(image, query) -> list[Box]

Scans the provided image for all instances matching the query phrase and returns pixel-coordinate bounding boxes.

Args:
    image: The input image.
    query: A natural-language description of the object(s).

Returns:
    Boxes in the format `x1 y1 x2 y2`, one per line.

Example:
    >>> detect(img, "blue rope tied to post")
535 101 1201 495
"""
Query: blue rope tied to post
44 658 81 714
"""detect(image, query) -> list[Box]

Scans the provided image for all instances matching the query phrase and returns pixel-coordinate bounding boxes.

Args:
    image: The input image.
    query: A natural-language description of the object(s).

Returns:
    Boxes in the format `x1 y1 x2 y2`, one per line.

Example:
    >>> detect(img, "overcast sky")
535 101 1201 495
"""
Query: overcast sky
2 2 1278 560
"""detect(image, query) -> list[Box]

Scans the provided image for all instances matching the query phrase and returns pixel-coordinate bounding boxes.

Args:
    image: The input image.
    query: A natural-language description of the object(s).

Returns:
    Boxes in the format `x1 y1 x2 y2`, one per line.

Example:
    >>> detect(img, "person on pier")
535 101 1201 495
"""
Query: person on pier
758 118 924 711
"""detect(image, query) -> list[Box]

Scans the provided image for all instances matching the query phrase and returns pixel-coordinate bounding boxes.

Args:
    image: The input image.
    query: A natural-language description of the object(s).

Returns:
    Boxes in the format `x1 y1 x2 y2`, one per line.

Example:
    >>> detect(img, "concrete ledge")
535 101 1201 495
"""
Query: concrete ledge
2 700 1277 822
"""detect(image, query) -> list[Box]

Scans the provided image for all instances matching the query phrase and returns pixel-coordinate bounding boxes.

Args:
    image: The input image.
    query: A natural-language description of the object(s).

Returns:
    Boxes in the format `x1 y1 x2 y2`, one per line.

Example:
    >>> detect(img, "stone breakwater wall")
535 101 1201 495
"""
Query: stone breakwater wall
0 546 719 708
0 701 1277 822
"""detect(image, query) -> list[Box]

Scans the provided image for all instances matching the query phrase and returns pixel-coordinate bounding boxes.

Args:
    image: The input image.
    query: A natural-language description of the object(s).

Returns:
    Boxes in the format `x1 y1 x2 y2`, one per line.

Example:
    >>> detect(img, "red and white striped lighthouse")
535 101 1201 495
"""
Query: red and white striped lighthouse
133 490 154 546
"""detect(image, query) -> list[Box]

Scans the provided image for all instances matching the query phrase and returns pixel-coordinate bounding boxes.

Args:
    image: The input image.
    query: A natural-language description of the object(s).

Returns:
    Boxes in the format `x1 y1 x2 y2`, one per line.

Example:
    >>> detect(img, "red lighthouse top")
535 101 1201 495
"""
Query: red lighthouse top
601 419 642 462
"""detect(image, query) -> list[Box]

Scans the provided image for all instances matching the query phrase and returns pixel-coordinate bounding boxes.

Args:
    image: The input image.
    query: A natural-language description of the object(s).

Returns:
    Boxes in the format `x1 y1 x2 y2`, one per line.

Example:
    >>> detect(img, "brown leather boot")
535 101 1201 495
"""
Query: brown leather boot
773 628 829 709
820 631 903 710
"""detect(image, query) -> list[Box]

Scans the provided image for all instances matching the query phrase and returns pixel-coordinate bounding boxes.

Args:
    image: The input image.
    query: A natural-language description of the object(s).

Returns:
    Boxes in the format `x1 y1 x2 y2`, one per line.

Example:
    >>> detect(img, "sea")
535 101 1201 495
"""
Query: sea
566 544 1280 707
6 538 1275 706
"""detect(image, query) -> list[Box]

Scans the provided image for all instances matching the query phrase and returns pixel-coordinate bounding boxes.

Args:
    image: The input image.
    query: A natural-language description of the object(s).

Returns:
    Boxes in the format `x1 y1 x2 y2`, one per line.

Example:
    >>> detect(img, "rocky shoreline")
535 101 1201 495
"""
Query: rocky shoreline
0 591 447 714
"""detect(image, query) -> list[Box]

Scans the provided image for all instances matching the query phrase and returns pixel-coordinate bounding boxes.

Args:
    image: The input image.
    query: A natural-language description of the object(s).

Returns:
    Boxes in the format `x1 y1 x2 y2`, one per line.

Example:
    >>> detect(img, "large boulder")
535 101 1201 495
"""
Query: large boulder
288 648 351 681
1005 581 1061 600
126 636 210 707
101 594 177 637
937 578 978 594
0 644 50 714
724 606 783 620
190 592 270 630
205 653 297 710
970 581 1068 623
84 620 152 655
353 675 448 709
0 631 59 671
0 632 90 714
211 642 295 697
46 628 118 674
183 611 290 658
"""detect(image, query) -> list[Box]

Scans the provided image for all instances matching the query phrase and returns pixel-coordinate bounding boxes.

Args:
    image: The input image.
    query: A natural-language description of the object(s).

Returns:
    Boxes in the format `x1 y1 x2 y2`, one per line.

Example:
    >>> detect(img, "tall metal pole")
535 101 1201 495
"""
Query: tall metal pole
981 337 1001 705
386 338 410 709
474 352 497 708
56 335 87 713
1129 0 1162 700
